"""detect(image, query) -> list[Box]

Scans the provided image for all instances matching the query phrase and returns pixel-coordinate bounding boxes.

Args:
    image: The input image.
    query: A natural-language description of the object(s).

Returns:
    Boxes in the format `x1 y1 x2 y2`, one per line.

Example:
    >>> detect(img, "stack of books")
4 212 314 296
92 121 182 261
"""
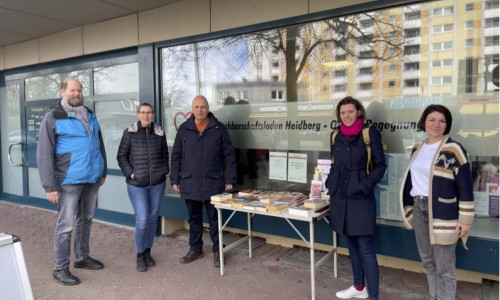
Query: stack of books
210 192 233 207
303 199 329 211
288 204 315 216
243 201 268 212
231 196 258 209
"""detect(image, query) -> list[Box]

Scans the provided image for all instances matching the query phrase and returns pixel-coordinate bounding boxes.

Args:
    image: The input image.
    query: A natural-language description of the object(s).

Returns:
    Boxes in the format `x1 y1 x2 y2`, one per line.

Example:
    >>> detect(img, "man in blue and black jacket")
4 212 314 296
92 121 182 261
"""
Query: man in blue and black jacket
37 78 107 286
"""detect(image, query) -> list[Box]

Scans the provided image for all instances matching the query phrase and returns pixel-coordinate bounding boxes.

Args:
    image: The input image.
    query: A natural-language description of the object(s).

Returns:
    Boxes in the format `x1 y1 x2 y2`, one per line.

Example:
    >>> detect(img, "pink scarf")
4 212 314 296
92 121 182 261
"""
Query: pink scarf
340 118 364 138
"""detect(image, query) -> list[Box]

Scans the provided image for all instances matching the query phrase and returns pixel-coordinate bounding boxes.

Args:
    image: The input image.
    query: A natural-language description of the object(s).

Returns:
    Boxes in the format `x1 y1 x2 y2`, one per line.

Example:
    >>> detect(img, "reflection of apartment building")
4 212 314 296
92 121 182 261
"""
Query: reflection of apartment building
327 0 499 100
215 0 498 103
213 81 286 105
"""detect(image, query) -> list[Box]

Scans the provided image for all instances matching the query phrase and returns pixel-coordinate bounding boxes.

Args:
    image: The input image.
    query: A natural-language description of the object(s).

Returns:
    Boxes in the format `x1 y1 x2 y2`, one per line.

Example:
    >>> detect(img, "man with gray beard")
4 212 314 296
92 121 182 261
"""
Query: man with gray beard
37 78 107 285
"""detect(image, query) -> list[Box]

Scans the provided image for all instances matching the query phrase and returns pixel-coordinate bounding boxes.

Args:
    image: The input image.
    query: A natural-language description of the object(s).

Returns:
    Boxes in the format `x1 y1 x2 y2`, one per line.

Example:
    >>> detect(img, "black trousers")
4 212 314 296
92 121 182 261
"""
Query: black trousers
185 199 219 252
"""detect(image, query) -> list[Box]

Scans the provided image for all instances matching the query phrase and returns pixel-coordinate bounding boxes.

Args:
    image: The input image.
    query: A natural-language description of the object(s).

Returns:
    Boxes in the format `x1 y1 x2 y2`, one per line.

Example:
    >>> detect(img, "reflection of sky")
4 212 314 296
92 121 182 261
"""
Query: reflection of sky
162 38 249 105
94 63 139 95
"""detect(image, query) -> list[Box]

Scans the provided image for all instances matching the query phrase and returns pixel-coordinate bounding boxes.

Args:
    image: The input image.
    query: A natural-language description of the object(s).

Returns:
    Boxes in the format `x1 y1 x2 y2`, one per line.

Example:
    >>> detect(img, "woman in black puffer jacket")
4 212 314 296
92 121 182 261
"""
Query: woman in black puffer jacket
117 103 169 272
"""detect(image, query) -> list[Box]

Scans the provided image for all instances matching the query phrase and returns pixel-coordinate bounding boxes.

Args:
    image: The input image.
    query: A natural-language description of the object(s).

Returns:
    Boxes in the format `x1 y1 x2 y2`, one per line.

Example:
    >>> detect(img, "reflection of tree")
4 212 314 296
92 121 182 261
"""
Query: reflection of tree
160 12 409 104
24 71 91 101
246 13 408 102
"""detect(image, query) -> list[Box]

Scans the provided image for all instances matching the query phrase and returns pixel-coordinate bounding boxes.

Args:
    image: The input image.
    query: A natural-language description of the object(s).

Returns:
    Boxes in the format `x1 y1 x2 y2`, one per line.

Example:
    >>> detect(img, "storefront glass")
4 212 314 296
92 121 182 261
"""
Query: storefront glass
160 0 499 239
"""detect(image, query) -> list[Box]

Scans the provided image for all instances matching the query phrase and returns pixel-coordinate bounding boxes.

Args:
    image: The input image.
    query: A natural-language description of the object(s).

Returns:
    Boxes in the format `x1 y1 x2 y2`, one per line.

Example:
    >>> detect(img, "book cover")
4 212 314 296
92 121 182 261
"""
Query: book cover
238 189 253 196
211 200 233 208
231 197 257 209
288 204 314 216
258 195 279 204
210 192 233 202
303 199 328 210
266 201 290 211
489 194 499 217
309 180 322 200
243 201 267 212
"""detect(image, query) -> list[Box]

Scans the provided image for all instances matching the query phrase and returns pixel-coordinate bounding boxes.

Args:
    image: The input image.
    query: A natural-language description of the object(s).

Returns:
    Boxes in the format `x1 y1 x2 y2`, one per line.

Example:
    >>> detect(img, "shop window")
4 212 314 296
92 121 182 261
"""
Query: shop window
158 1 499 234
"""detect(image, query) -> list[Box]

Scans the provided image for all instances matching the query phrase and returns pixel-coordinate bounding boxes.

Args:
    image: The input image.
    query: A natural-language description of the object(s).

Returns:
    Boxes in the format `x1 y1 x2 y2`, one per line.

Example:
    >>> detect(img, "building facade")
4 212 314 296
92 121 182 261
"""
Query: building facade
0 0 498 281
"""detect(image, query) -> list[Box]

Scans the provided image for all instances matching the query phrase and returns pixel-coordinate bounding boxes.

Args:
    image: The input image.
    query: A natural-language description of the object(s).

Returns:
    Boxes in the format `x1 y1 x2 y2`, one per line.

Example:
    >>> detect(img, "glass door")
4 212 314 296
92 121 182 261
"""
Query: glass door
1 81 24 196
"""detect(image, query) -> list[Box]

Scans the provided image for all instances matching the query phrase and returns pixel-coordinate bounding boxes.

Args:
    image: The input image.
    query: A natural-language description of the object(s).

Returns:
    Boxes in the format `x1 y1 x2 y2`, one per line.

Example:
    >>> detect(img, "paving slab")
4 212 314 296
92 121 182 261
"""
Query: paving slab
0 201 491 300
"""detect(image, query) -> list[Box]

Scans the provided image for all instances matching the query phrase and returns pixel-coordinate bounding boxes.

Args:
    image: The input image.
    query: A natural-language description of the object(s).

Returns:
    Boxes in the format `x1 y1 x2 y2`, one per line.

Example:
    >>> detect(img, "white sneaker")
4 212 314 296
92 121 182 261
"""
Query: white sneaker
335 285 369 299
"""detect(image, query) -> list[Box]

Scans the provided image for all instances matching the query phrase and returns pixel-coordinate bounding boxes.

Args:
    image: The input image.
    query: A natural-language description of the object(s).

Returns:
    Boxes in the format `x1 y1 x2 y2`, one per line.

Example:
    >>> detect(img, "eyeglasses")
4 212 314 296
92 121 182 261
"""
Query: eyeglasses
139 111 154 115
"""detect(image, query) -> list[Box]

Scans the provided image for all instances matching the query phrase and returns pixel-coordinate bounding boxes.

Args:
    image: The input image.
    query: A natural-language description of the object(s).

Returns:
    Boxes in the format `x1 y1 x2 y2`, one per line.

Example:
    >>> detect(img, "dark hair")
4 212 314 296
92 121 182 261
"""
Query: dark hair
137 102 154 113
417 104 452 134
335 96 366 122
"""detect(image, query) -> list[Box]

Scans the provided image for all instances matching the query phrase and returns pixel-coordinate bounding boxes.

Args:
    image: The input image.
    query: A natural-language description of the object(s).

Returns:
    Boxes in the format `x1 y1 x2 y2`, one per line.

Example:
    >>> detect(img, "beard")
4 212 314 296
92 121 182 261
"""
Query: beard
67 96 84 107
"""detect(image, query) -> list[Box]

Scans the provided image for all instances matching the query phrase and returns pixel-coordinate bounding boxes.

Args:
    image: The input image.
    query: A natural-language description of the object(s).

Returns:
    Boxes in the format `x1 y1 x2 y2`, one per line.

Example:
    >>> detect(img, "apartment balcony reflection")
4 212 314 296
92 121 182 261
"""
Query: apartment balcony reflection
332 77 346 84
405 36 421 45
403 20 421 28
484 45 500 55
403 4 421 12
356 74 374 82
485 8 499 18
356 90 373 98
403 54 420 62
334 91 347 99
402 87 420 95
403 70 420 78
485 27 499 37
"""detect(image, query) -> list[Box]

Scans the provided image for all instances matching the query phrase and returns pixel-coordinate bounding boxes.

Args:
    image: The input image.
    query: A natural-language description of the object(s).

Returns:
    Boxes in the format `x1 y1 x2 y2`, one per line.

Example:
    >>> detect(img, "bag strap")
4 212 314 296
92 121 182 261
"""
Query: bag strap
330 129 339 164
362 127 372 174
331 126 374 174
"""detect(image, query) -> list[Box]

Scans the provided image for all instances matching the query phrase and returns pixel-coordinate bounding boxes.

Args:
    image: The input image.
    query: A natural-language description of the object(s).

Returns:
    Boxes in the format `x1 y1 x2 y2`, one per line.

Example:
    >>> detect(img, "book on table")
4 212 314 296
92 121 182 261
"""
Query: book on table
210 192 233 202
303 199 329 210
265 201 291 212
288 204 315 217
231 197 257 209
243 201 267 212
211 200 233 208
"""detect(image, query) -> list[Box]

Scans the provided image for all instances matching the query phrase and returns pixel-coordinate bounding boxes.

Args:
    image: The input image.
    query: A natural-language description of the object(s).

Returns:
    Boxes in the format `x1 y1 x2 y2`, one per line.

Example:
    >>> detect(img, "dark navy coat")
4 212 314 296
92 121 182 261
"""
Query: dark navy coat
325 124 387 236
170 112 237 200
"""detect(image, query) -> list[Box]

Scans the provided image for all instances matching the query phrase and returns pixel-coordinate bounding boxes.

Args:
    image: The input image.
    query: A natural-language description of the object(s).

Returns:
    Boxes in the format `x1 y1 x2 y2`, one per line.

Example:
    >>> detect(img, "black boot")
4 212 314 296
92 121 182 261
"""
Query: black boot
136 252 147 272
144 248 156 267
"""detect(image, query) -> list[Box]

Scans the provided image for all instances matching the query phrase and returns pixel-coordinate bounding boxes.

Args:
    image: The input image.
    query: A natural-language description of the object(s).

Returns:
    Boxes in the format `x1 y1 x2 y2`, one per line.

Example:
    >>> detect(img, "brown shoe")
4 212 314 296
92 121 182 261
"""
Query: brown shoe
213 250 221 268
180 250 203 264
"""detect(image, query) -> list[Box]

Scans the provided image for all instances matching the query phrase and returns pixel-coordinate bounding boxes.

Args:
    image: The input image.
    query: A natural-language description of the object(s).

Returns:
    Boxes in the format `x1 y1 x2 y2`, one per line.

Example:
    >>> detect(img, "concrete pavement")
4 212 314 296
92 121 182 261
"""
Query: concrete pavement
0 200 493 300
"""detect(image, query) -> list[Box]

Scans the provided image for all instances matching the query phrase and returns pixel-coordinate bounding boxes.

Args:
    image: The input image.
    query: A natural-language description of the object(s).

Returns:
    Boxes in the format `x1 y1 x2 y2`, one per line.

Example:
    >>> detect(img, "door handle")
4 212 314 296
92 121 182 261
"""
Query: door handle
8 142 25 166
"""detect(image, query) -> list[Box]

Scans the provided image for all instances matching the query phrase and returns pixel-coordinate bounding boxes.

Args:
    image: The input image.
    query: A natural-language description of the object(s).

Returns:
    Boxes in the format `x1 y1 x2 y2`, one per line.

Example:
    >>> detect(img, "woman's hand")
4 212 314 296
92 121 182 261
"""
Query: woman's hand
455 223 471 238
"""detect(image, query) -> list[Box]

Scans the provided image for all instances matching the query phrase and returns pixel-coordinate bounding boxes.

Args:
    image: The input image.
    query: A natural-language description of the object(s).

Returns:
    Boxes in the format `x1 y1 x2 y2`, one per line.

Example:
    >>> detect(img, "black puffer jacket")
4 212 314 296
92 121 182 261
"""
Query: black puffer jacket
117 121 169 187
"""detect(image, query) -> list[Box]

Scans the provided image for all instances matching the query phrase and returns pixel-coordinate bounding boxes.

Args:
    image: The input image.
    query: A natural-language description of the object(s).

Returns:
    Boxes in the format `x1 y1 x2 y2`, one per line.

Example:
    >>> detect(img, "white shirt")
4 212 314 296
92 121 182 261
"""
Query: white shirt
410 141 441 197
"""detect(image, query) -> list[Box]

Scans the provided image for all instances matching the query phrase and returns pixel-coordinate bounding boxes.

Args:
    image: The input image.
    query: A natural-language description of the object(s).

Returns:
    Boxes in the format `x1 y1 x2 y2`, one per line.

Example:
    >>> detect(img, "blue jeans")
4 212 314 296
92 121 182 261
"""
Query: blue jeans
54 183 100 270
185 199 219 252
346 235 379 299
413 196 456 300
127 182 166 253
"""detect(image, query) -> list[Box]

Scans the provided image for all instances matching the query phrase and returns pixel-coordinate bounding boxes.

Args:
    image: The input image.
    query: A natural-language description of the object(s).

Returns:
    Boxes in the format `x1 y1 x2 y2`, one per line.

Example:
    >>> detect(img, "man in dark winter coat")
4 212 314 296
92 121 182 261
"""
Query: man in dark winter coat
170 95 237 267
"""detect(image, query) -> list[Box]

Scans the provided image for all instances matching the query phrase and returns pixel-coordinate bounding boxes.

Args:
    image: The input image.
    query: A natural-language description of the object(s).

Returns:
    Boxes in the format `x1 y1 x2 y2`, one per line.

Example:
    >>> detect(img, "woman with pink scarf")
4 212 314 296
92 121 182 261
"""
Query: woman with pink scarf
325 97 387 300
